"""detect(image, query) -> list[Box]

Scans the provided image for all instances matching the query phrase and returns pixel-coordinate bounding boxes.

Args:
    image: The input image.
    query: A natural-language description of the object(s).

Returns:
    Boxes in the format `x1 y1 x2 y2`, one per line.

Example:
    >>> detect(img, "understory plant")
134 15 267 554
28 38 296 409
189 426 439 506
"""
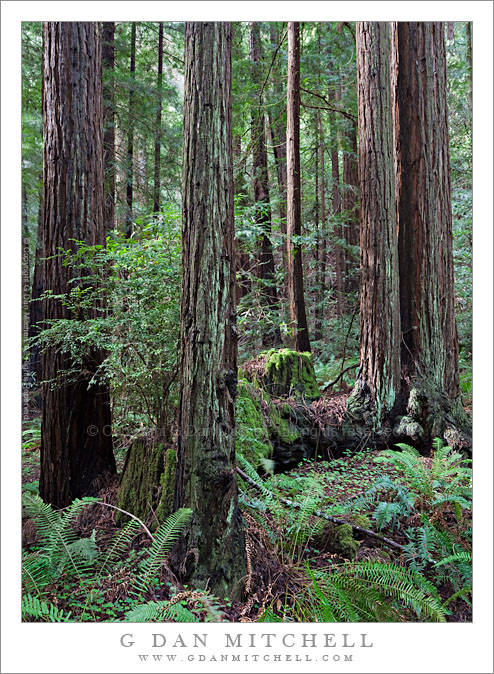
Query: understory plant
22 493 212 622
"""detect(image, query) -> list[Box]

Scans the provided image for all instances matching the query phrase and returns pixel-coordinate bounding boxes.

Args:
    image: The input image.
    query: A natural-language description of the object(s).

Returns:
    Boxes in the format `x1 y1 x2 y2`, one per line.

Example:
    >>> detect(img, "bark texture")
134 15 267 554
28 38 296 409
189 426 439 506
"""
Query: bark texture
39 22 116 507
102 22 115 231
153 22 163 213
286 22 311 352
125 22 136 237
391 22 469 445
173 22 246 599
348 22 401 426
249 22 281 346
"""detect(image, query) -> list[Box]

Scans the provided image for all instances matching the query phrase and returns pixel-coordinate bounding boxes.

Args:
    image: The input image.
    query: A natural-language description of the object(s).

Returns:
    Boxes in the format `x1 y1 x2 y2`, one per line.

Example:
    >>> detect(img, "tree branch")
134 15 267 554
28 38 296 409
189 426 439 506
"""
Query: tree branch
236 467 406 552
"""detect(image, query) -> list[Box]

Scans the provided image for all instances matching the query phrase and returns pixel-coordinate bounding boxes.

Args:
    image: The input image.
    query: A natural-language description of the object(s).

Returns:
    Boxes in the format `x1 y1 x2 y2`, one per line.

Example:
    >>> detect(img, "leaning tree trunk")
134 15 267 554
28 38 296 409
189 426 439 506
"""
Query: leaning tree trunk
347 22 401 431
172 21 246 599
286 22 311 353
391 22 470 448
39 22 116 508
249 22 281 347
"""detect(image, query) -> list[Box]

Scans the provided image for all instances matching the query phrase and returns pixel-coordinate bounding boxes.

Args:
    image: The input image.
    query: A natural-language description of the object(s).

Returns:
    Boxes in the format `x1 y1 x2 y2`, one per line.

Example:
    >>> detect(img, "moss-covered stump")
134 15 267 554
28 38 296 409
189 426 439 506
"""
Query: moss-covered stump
236 380 273 471
320 522 361 560
116 439 176 529
263 349 320 400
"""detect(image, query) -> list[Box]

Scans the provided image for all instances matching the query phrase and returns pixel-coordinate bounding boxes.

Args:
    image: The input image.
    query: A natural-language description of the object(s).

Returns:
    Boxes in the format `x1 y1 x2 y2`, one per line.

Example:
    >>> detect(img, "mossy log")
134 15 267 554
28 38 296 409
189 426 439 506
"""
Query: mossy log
116 439 176 529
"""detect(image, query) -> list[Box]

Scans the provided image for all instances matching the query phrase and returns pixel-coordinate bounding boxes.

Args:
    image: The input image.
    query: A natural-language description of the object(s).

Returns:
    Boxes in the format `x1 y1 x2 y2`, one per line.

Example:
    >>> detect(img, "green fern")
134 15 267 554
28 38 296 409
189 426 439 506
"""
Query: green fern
125 600 199 622
22 594 71 622
264 561 446 623
132 508 192 597
97 519 140 577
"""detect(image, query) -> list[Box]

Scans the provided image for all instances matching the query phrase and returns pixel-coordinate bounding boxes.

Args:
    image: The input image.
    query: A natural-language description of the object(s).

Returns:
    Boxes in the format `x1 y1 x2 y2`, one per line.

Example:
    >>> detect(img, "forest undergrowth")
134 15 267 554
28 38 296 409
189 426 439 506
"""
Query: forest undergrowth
22 402 472 624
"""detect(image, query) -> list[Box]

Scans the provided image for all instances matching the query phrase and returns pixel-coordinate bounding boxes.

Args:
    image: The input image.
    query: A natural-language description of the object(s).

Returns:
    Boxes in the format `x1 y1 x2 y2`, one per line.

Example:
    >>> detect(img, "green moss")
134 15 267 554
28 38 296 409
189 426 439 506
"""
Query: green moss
156 448 176 523
116 440 165 529
236 380 273 469
324 522 361 560
263 349 320 400
267 405 300 444
348 513 372 530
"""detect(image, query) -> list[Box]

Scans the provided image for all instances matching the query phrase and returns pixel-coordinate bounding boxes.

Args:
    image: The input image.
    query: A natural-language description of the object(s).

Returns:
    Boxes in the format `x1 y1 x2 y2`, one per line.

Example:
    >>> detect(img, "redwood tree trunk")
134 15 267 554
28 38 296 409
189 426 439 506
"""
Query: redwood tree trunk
391 22 469 445
249 22 281 346
39 22 116 507
153 22 163 213
348 22 401 426
286 22 311 352
102 22 115 231
125 22 136 237
173 21 246 599
342 120 360 294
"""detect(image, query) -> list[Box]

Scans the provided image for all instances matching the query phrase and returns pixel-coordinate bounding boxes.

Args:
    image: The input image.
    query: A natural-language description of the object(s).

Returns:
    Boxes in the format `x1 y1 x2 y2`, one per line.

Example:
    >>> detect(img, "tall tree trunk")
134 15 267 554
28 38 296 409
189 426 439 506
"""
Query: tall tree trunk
173 21 246 599
314 111 327 342
28 176 44 385
102 22 115 232
125 22 136 237
268 23 288 292
249 22 281 346
391 22 469 446
39 22 116 507
347 22 401 427
286 22 311 353
153 22 163 213
329 79 344 316
342 119 359 293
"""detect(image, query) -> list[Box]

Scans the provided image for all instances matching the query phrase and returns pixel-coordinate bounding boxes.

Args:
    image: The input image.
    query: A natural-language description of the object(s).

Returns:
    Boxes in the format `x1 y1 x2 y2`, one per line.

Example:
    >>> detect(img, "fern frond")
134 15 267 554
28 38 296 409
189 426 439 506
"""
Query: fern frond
132 508 192 596
97 519 140 576
22 594 71 622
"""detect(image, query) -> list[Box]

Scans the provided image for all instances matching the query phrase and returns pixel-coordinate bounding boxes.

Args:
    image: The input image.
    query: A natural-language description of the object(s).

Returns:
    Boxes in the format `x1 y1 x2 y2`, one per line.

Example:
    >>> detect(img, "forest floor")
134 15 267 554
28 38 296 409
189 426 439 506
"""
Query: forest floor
21 407 472 624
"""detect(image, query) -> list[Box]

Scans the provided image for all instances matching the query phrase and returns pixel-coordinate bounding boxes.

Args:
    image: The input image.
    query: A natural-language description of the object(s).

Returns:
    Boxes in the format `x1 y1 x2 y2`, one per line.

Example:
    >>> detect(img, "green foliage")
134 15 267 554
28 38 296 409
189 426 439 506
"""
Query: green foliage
22 594 71 622
131 508 192 597
31 212 181 439
22 494 195 622
262 562 446 623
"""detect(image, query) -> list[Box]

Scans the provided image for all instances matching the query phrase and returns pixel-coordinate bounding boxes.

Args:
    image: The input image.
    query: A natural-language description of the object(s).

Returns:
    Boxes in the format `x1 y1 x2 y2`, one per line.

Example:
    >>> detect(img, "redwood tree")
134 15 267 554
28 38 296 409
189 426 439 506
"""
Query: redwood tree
249 21 281 346
102 22 115 231
39 22 116 507
286 21 311 352
173 22 246 598
348 21 401 427
391 22 469 444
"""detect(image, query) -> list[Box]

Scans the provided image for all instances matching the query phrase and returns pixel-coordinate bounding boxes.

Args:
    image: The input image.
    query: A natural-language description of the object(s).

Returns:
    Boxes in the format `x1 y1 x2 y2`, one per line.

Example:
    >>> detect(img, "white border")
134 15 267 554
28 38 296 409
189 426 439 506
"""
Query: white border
2 2 493 673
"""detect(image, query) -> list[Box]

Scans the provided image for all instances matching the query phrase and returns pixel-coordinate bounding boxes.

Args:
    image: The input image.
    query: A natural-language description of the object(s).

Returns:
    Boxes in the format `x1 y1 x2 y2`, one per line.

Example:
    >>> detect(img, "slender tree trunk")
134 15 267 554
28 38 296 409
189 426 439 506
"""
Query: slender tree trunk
249 22 281 346
329 80 344 316
173 21 246 599
268 23 288 292
391 22 469 446
102 22 115 232
348 22 401 427
314 111 327 342
342 119 359 293
286 22 311 352
153 22 163 213
39 22 116 507
28 176 44 385
125 22 136 237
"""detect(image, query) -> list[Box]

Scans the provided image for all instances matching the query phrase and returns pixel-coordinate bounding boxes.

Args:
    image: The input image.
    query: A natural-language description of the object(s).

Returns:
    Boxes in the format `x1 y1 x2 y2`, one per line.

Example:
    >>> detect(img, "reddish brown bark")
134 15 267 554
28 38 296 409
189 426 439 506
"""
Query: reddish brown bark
348 22 401 424
173 22 246 598
102 22 115 231
39 22 116 507
286 22 311 353
125 22 136 237
391 22 467 443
